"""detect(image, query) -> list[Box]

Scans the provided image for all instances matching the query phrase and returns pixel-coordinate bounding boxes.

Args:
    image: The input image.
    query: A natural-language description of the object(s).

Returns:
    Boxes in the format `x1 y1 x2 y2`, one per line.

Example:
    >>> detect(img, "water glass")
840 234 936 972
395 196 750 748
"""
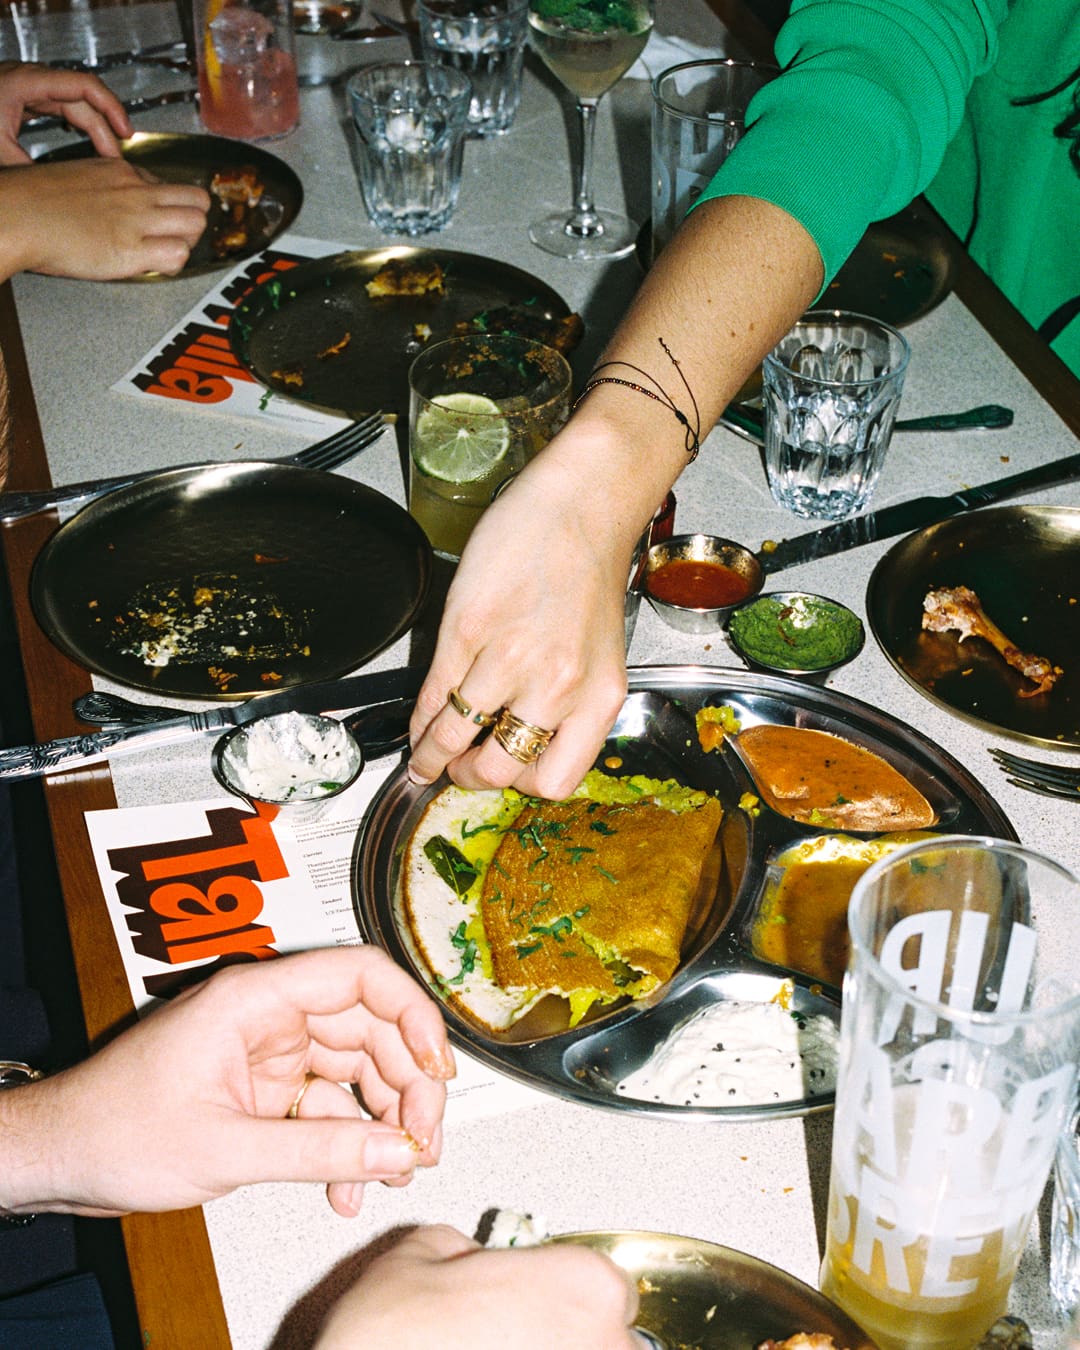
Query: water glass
820 836 1080 1350
418 0 529 137
408 335 571 559
1054 1112 1080 1322
347 61 472 236
762 309 910 520
195 0 300 140
292 0 366 86
650 58 776 261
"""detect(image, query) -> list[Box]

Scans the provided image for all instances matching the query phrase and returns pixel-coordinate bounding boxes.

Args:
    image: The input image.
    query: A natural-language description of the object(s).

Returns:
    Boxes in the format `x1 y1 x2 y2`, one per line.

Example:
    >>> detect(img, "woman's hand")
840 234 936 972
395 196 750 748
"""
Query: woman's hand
316 1225 643 1350
0 61 132 164
407 436 642 801
0 157 209 281
0 947 455 1219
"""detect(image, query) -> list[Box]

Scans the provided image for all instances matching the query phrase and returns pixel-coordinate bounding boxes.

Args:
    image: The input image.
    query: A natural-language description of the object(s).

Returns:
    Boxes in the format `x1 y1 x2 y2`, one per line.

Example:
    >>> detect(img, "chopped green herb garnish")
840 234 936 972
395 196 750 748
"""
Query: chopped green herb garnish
596 866 619 884
461 820 504 839
565 845 595 863
589 821 617 836
516 941 543 958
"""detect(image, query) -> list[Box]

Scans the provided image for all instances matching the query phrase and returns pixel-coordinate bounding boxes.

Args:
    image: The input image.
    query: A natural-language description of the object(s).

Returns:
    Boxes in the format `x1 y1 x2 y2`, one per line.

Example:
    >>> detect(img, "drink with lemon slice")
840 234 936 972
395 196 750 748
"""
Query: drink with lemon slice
408 335 572 558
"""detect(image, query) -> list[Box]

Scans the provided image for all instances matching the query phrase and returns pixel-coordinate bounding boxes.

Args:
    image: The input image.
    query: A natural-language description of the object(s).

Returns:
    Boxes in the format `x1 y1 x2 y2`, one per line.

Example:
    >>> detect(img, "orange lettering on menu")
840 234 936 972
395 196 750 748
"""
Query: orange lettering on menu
141 812 288 884
150 877 276 963
142 366 233 403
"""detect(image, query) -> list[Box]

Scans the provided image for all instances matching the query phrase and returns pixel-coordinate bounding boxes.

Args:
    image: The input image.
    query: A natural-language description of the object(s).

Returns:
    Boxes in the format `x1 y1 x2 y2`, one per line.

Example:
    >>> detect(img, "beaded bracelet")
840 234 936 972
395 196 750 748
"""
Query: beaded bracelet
572 337 702 463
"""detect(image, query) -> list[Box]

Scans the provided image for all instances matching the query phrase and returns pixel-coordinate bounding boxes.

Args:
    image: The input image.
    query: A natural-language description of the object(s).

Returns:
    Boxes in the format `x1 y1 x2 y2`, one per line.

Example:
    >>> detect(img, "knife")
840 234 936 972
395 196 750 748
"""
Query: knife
758 451 1080 574
0 666 423 782
25 88 198 134
720 401 1014 444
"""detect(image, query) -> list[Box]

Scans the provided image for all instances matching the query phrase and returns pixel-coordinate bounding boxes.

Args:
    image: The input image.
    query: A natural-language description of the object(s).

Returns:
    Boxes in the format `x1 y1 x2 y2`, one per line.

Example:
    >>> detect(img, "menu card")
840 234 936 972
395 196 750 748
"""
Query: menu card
84 766 546 1123
112 232 355 436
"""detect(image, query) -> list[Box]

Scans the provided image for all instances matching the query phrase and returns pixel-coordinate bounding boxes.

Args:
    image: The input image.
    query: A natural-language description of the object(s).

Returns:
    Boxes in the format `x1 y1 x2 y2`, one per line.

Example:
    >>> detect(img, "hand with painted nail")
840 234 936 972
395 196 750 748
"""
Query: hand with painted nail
315 1225 644 1349
0 947 454 1220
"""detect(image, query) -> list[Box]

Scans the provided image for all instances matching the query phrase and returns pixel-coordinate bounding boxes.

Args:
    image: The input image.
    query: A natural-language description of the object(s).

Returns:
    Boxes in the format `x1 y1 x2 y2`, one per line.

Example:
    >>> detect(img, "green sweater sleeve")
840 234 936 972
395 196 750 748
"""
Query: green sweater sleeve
695 0 1009 285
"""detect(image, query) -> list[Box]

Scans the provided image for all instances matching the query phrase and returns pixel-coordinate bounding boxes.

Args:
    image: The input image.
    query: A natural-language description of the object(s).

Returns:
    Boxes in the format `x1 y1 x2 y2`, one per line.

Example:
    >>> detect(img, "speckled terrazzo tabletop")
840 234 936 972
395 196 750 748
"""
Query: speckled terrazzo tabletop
8 0 1080 1344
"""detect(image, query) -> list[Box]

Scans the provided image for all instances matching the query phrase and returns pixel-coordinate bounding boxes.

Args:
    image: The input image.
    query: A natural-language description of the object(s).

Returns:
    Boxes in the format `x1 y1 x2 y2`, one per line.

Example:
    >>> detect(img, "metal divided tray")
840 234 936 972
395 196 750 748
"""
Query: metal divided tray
353 666 1014 1121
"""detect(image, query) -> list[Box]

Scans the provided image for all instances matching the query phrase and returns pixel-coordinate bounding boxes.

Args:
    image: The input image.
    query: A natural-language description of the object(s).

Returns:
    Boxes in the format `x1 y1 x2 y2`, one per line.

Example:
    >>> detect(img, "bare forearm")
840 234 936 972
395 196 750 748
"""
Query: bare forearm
540 194 823 547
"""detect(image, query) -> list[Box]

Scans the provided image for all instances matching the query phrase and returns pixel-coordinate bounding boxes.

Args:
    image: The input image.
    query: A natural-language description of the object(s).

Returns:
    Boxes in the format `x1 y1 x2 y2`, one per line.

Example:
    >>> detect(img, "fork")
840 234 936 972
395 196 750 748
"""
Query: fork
0 411 387 522
989 747 1080 801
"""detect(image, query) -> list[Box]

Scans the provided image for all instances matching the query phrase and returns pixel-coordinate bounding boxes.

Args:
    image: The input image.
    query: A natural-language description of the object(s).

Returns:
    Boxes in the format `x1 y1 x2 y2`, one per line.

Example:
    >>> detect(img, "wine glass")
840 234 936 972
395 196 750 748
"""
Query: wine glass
527 0 654 260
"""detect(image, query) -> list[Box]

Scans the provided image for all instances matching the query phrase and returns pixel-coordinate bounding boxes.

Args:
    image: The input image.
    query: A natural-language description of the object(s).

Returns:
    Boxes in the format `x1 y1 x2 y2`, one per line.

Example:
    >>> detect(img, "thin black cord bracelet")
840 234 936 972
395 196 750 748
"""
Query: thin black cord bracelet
572 337 702 462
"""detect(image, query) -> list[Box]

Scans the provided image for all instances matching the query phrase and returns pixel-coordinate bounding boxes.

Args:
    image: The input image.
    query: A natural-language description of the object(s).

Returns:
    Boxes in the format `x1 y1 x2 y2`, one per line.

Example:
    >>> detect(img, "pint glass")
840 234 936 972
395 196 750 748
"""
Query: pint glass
820 836 1080 1350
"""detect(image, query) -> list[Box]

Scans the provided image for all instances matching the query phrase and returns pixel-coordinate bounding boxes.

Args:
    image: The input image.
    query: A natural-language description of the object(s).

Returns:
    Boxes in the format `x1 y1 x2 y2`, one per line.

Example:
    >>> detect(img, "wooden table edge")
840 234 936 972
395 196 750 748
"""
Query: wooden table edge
0 280 232 1349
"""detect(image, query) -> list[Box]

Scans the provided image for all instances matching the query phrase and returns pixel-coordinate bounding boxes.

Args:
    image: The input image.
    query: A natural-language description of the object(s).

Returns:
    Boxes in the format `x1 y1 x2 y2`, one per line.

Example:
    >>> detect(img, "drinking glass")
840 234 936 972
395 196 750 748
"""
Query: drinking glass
195 0 300 140
650 59 777 262
408 335 571 559
819 836 1080 1350
347 61 472 236
762 309 910 520
527 0 654 260
418 0 530 137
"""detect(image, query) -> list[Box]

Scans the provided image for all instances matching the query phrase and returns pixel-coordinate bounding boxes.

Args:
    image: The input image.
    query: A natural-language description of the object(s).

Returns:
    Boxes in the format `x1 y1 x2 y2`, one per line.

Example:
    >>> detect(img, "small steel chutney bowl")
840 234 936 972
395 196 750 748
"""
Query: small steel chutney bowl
643 533 764 635
726 590 865 682
212 710 364 821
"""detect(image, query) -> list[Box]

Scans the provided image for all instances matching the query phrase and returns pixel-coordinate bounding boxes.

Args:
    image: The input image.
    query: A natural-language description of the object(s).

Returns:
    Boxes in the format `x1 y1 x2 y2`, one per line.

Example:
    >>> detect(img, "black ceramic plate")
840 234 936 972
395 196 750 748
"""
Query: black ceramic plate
867 505 1080 748
353 665 1014 1120
36 132 303 279
228 246 573 418
30 462 430 699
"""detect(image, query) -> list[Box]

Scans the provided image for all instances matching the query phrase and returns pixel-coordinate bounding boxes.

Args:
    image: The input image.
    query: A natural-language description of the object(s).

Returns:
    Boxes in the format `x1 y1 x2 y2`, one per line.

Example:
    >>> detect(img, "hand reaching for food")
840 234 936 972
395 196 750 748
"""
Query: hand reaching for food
922 585 1062 697
0 61 132 164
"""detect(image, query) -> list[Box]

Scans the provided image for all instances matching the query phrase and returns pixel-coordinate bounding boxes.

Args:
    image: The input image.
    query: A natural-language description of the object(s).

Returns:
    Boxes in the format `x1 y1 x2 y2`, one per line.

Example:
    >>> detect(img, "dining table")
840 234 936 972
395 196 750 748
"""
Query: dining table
2 0 1079 1346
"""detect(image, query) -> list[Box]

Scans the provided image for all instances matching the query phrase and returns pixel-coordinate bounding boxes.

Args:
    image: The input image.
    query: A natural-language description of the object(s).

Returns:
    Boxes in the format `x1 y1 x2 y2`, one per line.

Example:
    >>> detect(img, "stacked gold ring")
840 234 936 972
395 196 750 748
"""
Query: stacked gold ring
447 687 497 728
492 709 555 765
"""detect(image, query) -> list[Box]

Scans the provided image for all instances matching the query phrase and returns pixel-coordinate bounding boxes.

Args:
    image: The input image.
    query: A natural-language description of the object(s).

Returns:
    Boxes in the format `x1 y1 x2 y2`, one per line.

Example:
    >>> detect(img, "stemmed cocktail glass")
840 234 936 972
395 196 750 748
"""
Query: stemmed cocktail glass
527 0 654 259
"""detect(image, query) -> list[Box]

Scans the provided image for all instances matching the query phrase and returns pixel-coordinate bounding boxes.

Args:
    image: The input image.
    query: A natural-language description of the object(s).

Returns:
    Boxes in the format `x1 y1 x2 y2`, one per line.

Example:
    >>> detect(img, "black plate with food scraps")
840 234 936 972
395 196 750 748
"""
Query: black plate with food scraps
638 206 955 329
353 665 1014 1122
227 246 575 418
36 132 303 280
868 505 1080 749
30 462 430 700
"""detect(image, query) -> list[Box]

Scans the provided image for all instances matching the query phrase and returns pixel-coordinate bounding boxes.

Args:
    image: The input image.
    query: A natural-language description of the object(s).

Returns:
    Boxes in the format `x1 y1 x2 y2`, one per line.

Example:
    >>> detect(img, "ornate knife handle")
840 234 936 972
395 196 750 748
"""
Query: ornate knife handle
0 715 226 781
74 691 191 726
0 729 135 780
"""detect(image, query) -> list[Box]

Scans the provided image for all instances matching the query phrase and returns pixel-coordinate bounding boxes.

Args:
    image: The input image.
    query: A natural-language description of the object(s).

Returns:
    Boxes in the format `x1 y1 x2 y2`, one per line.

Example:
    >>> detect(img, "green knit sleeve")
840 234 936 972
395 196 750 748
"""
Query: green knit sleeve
694 0 1009 286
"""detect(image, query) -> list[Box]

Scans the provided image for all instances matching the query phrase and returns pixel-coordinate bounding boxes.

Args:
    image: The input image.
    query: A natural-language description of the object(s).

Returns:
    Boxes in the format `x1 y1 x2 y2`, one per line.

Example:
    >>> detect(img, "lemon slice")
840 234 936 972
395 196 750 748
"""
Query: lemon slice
413 393 510 483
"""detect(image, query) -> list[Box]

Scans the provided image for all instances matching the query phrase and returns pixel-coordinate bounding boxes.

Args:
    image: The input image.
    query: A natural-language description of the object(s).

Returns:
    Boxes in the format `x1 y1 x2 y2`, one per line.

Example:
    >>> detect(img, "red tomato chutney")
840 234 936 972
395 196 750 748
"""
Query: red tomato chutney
646 558 754 609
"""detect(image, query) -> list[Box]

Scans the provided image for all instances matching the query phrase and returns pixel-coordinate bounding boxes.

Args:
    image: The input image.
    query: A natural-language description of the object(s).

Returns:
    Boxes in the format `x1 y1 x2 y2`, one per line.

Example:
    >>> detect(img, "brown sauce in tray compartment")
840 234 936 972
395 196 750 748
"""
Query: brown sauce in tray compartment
753 832 935 986
736 725 936 832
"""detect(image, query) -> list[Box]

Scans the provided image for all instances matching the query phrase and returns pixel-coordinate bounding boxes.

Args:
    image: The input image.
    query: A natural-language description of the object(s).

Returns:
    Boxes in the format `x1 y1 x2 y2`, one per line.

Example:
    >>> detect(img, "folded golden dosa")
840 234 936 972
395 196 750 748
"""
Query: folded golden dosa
401 771 722 1033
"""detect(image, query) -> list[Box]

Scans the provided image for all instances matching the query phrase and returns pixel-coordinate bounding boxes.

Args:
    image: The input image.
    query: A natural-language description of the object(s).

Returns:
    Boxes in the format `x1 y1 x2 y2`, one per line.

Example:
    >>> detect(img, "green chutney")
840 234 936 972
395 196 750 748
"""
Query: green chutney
728 594 863 672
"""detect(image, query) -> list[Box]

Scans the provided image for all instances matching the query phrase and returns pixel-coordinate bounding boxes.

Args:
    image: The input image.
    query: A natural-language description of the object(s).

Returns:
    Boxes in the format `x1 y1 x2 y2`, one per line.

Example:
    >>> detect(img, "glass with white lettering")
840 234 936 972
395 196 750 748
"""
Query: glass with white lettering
820 837 1080 1350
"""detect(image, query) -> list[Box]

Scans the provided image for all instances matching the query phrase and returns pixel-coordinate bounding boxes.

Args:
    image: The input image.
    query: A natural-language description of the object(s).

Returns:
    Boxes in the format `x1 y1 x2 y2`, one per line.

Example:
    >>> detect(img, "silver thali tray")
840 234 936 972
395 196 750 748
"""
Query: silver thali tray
868 505 1080 748
353 666 1014 1121
228 246 574 419
36 132 302 280
553 1231 877 1348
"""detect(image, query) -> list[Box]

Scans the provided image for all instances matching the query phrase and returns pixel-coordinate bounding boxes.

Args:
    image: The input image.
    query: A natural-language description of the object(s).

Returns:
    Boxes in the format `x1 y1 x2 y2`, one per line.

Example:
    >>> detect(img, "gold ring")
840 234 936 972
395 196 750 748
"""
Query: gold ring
492 709 555 765
448 687 497 728
286 1071 318 1119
